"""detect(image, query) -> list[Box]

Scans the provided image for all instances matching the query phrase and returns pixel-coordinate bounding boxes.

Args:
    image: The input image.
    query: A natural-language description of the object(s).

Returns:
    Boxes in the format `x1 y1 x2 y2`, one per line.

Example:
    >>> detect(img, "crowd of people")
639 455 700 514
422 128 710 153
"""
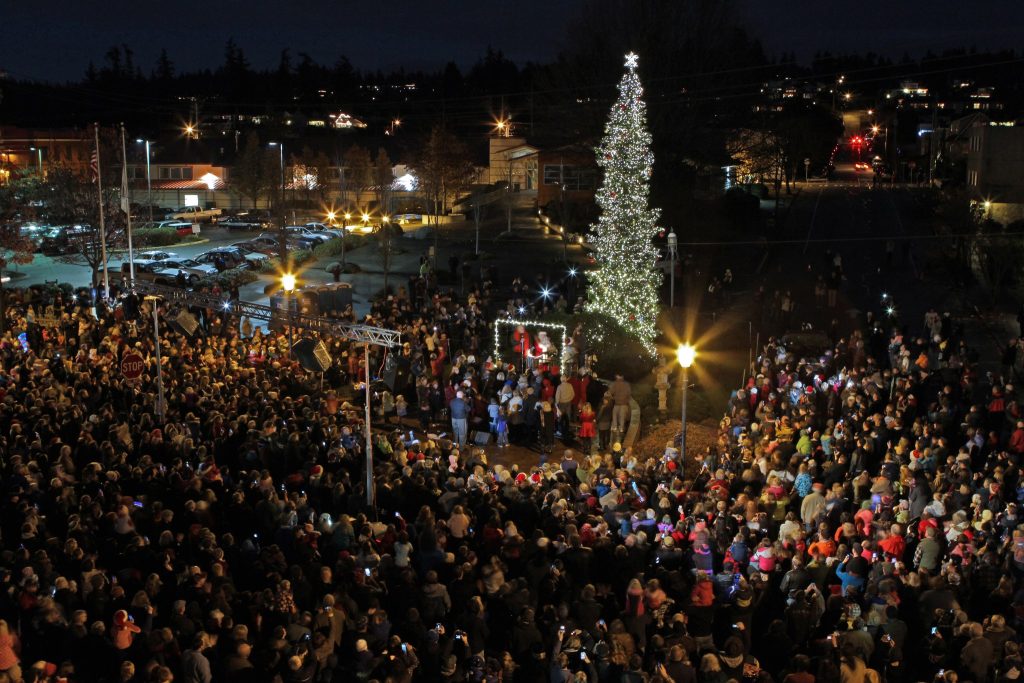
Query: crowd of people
0 271 1019 683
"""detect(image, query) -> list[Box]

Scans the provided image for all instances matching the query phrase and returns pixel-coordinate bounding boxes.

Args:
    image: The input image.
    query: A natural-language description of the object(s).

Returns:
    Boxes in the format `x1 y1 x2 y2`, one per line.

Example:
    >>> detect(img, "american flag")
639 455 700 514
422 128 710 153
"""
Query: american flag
90 149 99 182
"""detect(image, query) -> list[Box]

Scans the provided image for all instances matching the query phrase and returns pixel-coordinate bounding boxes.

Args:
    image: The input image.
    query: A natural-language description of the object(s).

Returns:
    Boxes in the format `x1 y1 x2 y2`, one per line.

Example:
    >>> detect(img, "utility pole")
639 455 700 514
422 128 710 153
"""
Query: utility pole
505 151 513 235
667 230 677 308
120 124 135 282
364 343 375 511
94 123 110 299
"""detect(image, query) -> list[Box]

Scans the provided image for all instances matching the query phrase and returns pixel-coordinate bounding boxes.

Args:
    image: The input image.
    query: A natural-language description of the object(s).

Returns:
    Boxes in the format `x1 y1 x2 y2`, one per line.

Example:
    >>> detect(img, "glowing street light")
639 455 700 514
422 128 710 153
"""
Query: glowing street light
361 213 370 223
676 343 697 461
676 343 696 369
281 273 297 359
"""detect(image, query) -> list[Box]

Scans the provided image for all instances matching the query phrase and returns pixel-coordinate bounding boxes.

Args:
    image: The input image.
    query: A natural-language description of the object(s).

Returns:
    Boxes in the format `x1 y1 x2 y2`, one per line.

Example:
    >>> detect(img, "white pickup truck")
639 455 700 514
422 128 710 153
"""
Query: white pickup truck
163 206 222 222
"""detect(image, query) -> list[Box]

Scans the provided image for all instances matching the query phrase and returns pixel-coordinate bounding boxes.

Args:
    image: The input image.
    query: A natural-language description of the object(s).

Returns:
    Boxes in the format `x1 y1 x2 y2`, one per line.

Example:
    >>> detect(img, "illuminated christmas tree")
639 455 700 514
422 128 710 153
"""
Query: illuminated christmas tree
586 52 662 355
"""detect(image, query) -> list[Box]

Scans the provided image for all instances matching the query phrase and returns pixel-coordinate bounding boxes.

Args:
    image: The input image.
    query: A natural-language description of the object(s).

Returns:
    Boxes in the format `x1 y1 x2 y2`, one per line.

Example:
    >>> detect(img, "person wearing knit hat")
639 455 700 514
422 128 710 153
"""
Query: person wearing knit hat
111 609 141 651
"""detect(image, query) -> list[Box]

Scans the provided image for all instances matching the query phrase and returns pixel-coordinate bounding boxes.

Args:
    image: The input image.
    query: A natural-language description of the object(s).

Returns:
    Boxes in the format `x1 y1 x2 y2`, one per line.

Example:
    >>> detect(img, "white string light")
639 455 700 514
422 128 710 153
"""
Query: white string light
586 52 662 356
493 317 570 375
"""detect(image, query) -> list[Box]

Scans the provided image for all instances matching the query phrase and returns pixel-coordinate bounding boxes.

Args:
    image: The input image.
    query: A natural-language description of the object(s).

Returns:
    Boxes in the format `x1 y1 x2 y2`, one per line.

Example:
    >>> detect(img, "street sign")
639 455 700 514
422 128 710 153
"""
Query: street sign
120 351 145 381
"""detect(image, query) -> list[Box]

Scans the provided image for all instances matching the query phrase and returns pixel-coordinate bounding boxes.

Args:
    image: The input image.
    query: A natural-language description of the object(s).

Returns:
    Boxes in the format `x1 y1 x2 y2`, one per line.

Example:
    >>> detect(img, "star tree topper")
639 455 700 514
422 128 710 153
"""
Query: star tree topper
624 52 639 70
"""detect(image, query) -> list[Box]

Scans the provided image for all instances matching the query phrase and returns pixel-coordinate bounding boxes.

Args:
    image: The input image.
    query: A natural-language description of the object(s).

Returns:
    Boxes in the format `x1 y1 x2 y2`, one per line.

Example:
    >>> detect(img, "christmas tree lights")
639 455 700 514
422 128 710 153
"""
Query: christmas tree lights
586 52 662 355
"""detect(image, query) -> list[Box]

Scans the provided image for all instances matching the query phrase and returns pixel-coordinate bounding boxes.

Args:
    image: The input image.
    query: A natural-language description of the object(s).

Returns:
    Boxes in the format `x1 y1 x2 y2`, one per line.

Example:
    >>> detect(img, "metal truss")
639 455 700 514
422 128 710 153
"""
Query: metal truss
131 280 401 347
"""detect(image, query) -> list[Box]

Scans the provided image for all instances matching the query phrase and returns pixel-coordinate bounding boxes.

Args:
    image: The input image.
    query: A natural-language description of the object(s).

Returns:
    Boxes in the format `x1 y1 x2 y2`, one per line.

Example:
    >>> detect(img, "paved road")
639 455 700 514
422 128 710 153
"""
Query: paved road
11 224 242 288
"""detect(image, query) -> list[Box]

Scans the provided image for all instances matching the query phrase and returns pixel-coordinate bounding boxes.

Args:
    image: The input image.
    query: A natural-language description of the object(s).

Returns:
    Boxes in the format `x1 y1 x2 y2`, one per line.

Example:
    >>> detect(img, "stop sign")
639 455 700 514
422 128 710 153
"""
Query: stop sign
121 351 145 381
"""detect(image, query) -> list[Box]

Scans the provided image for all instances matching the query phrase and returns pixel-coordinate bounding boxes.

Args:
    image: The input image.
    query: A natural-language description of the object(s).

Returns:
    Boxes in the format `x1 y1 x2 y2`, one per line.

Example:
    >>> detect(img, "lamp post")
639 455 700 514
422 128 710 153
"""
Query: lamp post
269 142 286 263
666 230 677 308
342 212 351 268
281 273 296 359
676 343 696 461
136 139 153 223
28 147 42 175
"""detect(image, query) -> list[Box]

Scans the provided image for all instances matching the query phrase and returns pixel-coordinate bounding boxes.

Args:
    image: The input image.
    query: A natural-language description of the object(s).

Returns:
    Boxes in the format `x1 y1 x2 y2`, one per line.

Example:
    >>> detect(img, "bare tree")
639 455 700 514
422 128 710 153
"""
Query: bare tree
0 223 35 333
373 147 393 216
232 131 270 209
378 225 395 295
411 125 476 252
45 164 125 288
343 145 372 210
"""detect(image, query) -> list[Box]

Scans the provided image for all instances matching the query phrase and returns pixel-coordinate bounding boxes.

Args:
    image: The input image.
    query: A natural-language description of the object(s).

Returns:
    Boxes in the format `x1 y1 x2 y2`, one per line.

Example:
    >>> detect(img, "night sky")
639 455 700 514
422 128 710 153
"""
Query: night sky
3 0 1023 82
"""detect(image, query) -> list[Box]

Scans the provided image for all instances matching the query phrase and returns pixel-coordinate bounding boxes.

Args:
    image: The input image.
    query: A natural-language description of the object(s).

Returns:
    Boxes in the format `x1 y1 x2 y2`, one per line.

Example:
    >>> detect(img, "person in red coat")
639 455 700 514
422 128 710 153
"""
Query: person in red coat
112 609 141 651
578 402 597 454
1011 421 1024 454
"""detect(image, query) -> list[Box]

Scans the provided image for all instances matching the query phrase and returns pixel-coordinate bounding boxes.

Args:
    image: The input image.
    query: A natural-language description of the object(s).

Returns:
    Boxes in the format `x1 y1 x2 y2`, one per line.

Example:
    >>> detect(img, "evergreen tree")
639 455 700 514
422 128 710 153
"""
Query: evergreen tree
586 52 661 355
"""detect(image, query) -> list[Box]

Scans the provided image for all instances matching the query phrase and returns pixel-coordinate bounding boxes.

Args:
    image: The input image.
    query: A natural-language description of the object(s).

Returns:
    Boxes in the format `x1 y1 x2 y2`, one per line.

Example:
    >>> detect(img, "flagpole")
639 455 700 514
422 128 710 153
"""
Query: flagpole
120 124 135 282
94 123 111 299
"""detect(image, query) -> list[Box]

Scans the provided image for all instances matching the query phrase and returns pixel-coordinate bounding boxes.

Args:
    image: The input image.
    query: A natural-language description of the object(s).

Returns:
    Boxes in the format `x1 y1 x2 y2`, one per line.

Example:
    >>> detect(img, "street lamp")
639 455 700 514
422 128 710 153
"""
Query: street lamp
676 343 696 461
667 230 678 308
28 147 43 175
269 142 287 260
281 273 296 359
135 139 153 223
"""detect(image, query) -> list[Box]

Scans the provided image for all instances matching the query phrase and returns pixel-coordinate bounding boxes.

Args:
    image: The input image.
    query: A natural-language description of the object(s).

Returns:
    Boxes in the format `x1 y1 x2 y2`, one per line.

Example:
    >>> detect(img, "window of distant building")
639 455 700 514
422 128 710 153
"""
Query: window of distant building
157 167 194 181
543 164 596 190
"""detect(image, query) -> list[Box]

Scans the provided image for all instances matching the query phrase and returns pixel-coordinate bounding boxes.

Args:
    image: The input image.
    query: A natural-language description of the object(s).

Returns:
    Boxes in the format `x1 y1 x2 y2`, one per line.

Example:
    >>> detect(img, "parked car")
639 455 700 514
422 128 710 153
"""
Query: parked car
163 206 222 222
194 249 245 270
146 258 218 284
219 210 273 230
130 204 163 221
39 225 96 255
285 225 333 244
196 246 267 270
303 222 346 239
233 239 277 256
137 220 197 235
257 232 319 251
345 222 379 235
122 261 164 281
133 250 178 264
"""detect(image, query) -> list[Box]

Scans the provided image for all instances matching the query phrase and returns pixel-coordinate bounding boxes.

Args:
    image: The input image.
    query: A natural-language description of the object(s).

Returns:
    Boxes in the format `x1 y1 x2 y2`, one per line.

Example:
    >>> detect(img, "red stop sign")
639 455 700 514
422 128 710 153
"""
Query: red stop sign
121 351 145 380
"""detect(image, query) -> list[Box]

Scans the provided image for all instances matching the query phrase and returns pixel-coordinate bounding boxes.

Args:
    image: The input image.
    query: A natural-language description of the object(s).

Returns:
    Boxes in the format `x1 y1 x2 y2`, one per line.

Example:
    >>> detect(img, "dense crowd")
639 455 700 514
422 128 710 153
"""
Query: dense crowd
0 273 1020 683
